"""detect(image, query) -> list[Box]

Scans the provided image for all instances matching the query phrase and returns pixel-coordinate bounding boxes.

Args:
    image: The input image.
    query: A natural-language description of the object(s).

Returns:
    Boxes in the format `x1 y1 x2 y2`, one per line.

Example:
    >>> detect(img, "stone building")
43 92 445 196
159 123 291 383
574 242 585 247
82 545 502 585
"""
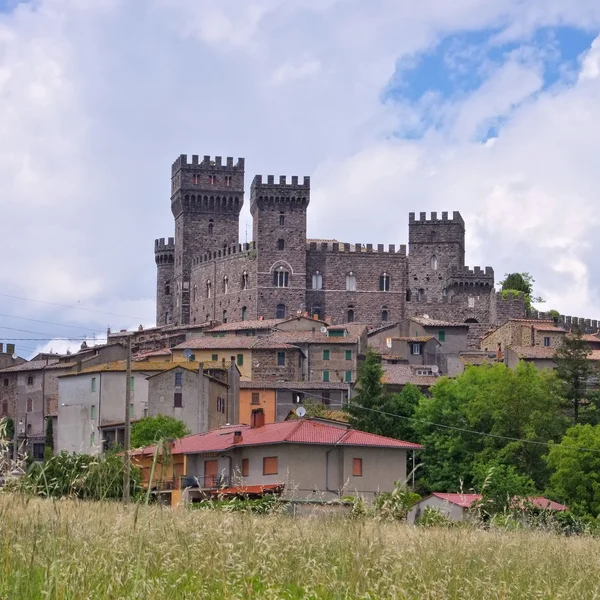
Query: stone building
154 153 527 329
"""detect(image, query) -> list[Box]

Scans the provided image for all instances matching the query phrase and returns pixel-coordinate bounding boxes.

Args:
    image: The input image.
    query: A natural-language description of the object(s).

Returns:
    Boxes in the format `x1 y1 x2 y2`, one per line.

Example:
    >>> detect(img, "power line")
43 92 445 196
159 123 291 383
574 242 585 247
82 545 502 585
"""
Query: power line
0 325 95 338
0 292 145 321
0 312 100 333
0 338 108 342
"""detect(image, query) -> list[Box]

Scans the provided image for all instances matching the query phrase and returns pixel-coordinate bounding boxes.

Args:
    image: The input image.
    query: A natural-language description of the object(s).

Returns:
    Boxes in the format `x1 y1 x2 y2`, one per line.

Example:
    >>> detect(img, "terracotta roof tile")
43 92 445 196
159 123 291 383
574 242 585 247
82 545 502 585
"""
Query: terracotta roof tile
0 359 60 372
173 337 297 351
240 380 348 390
390 336 435 343
205 318 285 332
382 364 439 386
60 361 179 376
410 317 469 328
431 493 482 508
510 346 556 360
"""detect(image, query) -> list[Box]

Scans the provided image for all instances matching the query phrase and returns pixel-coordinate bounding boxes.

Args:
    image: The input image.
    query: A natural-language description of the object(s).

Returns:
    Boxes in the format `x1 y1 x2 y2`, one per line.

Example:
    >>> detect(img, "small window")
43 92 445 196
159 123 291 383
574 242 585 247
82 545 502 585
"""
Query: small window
273 269 289 288
406 289 412 302
345 350 352 360
346 272 356 291
323 349 330 361
222 310 228 323
1 400 7 415
277 239 285 251
381 309 388 322
263 456 278 475
345 371 352 383
129 377 134 391
91 377 96 392
276 303 286 319
174 392 183 408
212 354 218 361
223 276 228 294
411 344 421 355
237 354 244 366
3 378 8 387
277 351 285 366
241 306 247 321
175 372 183 386
438 330 446 342
208 221 214 235
90 405 96 420
468 296 475 308
241 271 249 290
33 443 45 461
379 273 390 291
209 174 217 185
322 392 331 406
165 285 170 296
193 285 197 303
431 231 436 243
225 175 232 186
27 376 33 386
242 458 249 477
417 289 424 302
347 309 355 323
192 174 200 185
431 255 438 270
279 212 285 226
323 370 330 382
26 397 32 412
544 337 551 347
312 272 323 290
353 458 363 477
207 280 212 298
251 392 260 405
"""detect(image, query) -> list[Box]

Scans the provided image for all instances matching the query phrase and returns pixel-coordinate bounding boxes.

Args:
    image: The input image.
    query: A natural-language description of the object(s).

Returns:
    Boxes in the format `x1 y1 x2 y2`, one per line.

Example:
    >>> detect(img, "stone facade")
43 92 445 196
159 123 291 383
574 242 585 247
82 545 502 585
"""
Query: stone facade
154 153 527 328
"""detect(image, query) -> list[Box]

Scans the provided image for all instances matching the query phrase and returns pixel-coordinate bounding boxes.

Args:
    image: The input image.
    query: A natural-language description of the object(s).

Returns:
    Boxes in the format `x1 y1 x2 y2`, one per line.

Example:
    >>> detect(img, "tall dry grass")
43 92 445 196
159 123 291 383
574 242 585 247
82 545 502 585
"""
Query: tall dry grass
1 494 599 599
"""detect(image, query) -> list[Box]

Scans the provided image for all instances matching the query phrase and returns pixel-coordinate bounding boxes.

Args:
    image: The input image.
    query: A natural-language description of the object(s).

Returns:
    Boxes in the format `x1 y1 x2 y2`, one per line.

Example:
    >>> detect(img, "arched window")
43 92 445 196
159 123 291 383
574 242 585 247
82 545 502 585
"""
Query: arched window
273 268 289 288
279 212 285 226
164 284 170 296
192 285 197 303
208 220 214 235
222 310 228 323
276 304 286 319
26 397 32 412
431 255 438 270
346 272 356 291
27 376 33 386
312 271 323 290
241 306 247 321
241 270 249 290
347 308 355 323
206 280 212 298
379 273 390 291
223 276 228 294
381 307 388 322
277 238 285 251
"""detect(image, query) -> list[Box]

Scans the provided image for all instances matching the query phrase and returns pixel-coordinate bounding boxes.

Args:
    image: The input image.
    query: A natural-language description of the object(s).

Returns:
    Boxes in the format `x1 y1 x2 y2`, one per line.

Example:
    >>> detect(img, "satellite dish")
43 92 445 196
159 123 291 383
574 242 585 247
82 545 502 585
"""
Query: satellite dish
320 326 327 333
183 349 192 360
11 354 17 360
296 406 306 418
431 365 439 373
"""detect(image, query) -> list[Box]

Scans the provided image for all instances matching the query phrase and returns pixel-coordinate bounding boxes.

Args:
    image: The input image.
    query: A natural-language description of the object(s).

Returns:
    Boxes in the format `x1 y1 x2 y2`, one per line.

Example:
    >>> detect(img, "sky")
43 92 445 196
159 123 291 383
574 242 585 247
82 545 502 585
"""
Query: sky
1 0 600 358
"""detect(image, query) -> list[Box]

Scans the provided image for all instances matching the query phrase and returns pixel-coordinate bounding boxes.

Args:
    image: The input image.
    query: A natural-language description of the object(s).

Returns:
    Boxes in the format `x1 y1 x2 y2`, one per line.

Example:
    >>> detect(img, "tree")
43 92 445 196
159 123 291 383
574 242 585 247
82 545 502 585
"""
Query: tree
500 272 543 312
546 424 600 516
554 330 597 422
45 417 54 455
130 415 190 448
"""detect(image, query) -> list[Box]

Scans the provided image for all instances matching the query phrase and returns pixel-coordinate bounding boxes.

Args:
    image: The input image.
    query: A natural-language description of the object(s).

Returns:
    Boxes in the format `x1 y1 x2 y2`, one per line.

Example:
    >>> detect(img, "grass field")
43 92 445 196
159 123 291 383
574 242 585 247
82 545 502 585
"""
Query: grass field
1 495 599 599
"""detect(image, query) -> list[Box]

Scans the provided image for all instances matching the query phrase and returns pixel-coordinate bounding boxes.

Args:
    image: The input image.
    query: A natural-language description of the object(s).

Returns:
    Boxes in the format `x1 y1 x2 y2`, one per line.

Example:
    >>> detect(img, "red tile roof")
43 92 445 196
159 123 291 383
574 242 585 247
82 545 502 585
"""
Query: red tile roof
133 419 422 456
517 497 568 511
431 493 482 508
382 364 440 387
173 337 297 351
205 318 286 332
410 317 469 328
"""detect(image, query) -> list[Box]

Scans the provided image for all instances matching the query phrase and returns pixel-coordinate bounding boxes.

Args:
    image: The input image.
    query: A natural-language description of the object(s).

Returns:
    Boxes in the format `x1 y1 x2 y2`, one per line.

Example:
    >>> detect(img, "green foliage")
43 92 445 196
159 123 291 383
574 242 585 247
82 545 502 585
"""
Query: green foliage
546 424 600 516
500 272 543 311
130 415 190 448
194 494 283 514
372 483 420 521
1 417 14 441
414 363 568 493
547 309 561 320
554 331 597 422
475 462 536 514
44 417 54 454
416 506 454 527
11 450 140 501
347 348 424 441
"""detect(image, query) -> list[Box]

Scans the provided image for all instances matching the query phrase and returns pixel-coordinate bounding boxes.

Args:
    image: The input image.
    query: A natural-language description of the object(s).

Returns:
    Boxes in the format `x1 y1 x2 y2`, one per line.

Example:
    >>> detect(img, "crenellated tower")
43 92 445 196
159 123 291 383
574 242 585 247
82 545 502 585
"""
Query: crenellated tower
155 237 175 326
250 175 310 319
170 154 245 325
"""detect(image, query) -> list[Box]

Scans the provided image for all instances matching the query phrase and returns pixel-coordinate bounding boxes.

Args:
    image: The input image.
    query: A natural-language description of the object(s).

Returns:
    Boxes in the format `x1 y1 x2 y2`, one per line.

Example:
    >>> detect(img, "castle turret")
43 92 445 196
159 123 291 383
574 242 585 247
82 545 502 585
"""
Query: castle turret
170 154 245 325
155 237 175 326
250 175 310 319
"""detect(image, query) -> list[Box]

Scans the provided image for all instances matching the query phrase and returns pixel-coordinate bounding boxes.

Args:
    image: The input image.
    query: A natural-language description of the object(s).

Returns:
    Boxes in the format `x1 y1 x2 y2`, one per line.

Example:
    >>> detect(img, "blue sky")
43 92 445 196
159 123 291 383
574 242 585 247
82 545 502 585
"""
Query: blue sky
0 1 600 356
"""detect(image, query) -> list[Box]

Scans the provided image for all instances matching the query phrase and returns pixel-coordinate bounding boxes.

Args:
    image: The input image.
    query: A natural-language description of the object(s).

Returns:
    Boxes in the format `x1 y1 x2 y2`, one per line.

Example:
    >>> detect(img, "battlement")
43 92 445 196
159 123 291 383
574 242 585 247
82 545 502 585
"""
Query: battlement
307 241 407 256
172 154 245 174
408 211 465 226
251 175 310 189
193 241 257 267
529 311 600 332
154 237 175 253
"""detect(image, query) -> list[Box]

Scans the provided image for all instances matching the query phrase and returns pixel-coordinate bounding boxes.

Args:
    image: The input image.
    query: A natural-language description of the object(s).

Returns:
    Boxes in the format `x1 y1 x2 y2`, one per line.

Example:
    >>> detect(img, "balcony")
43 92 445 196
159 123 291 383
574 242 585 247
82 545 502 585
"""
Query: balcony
180 475 231 490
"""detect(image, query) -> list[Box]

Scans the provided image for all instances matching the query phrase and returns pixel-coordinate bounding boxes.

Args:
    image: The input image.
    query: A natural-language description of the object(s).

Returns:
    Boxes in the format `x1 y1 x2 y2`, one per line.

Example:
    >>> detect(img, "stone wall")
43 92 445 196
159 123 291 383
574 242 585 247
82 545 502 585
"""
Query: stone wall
251 348 303 382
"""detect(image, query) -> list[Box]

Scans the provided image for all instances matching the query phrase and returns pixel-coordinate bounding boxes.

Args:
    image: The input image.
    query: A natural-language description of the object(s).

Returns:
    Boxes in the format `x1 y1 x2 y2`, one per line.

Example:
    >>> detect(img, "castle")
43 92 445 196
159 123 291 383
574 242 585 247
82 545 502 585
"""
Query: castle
154 154 526 328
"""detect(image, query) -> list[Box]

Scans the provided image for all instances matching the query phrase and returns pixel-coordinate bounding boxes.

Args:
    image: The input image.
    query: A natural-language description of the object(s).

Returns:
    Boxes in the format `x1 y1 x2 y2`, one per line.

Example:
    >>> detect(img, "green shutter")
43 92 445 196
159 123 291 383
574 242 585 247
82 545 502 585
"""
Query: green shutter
345 350 352 360
129 377 134 391
237 354 244 366
323 349 330 360
212 354 218 361
323 371 330 382
345 371 352 383
439 330 446 342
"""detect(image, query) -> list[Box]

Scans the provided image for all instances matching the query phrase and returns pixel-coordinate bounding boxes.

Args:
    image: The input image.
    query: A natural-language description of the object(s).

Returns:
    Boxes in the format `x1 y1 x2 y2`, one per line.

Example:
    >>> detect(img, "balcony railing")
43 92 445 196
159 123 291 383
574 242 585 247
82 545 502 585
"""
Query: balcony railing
180 475 231 490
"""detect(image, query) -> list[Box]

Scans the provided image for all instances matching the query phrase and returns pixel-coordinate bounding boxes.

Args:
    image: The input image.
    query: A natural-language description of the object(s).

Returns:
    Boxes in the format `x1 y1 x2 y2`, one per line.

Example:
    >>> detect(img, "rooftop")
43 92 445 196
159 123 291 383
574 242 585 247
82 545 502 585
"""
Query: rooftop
390 336 435 343
204 318 285 333
410 317 469 328
382 364 440 387
133 419 423 456
428 493 568 511
172 337 298 351
240 380 349 390
0 358 60 373
59 360 181 376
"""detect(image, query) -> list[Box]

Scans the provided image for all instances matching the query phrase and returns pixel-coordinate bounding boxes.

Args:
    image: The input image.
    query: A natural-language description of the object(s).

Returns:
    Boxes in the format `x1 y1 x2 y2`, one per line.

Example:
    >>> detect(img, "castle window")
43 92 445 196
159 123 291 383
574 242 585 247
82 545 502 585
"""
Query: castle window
208 220 214 235
468 295 475 308
209 175 216 185
406 289 412 302
241 306 247 321
273 269 289 288
3 378 8 387
279 212 285 226
225 175 232 186
206 280 212 298
222 310 228 323
276 304 286 319
346 272 357 292
379 273 390 292
277 238 285 251
27 376 34 386
223 276 228 294
312 272 323 290
417 289 424 302
193 285 197 303
431 231 436 243
241 270 249 290
192 174 200 185
27 397 32 412
431 255 438 270
381 308 389 322
165 284 170 296
347 309 355 323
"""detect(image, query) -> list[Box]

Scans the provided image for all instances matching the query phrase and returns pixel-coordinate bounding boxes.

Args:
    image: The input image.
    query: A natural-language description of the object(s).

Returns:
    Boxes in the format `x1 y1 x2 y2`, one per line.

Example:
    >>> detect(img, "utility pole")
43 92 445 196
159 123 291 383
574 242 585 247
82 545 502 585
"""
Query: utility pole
123 335 132 505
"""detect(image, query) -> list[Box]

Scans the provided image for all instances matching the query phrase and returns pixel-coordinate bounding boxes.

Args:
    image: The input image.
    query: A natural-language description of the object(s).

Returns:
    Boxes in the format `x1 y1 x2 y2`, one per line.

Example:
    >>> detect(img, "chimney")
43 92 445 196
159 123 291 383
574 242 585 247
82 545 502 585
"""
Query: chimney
233 430 243 444
6 343 15 355
0 343 4 353
251 408 265 428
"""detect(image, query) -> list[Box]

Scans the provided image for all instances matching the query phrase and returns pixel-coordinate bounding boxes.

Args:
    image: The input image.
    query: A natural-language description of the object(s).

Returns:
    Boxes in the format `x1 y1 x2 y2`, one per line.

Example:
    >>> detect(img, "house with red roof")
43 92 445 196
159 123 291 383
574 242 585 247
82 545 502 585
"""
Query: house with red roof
407 492 568 524
132 409 422 506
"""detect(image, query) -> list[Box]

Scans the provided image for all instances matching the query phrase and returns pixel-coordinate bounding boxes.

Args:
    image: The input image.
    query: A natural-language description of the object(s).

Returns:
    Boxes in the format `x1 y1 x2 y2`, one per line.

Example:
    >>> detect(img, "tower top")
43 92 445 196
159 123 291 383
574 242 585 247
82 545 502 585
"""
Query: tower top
250 175 310 215
408 211 464 226
172 154 245 175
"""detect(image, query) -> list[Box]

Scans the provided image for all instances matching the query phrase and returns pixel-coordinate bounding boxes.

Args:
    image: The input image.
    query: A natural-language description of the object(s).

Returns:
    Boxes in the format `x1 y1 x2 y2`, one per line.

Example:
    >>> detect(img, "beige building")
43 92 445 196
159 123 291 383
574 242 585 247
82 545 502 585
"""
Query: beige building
132 412 423 506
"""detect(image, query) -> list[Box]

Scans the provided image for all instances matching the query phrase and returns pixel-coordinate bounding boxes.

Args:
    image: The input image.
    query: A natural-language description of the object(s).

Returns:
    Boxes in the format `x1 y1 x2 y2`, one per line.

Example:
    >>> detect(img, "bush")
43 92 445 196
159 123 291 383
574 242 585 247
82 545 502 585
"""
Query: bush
417 506 454 527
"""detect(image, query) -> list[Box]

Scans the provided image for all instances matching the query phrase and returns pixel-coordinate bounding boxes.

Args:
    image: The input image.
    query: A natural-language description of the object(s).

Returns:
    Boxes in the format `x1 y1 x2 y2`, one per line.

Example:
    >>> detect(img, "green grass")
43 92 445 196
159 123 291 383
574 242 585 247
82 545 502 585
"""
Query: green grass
1 495 600 599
